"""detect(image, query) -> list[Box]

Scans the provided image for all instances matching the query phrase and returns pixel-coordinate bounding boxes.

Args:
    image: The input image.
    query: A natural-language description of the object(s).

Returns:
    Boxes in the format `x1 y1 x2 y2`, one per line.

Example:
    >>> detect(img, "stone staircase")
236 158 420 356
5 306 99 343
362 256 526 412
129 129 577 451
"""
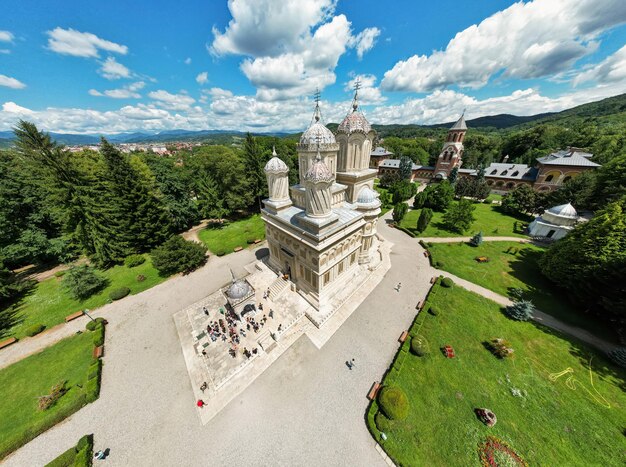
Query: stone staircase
268 276 289 299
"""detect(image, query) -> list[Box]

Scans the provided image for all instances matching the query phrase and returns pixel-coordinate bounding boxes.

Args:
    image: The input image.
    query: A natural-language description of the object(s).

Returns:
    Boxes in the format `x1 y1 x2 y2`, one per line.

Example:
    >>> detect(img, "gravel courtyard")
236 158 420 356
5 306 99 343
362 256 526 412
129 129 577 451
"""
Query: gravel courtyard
4 214 434 467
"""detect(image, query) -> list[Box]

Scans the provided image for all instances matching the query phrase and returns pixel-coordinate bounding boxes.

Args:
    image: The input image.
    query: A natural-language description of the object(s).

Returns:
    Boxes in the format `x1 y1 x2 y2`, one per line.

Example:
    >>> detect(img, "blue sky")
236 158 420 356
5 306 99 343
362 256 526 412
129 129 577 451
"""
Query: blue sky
1 0 625 133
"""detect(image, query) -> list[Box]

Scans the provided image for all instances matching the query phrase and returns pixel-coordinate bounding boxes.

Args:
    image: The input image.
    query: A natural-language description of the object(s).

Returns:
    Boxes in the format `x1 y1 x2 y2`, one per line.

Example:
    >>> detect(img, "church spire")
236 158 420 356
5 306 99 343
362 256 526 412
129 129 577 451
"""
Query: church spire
351 79 361 112
313 88 322 122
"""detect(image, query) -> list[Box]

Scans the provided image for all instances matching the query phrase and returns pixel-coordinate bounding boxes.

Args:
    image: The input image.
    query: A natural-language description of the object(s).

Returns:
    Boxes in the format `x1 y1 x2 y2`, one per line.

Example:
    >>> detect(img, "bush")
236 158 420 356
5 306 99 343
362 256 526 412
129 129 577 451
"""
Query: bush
487 338 515 358
505 300 535 321
416 208 433 233
151 236 208 276
216 250 226 257
441 277 454 288
37 381 67 411
246 238 255 244
24 323 46 337
469 231 483 247
124 254 146 268
85 317 105 331
428 306 438 316
92 330 104 347
136 274 146 282
54 270 66 278
434 261 444 268
375 411 391 432
108 286 130 301
392 202 408 223
62 265 108 301
378 386 409 420
85 378 100 403
410 336 429 356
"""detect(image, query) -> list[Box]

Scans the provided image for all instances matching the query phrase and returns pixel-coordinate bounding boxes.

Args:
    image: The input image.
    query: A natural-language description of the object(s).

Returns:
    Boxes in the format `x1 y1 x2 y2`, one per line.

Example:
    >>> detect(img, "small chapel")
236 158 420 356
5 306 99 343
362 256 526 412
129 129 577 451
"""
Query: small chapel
261 89 382 312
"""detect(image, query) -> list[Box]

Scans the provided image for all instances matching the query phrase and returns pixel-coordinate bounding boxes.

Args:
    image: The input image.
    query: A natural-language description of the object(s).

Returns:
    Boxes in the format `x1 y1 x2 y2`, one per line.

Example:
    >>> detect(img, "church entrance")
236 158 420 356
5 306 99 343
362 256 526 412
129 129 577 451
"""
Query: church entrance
547 229 555 238
280 247 295 280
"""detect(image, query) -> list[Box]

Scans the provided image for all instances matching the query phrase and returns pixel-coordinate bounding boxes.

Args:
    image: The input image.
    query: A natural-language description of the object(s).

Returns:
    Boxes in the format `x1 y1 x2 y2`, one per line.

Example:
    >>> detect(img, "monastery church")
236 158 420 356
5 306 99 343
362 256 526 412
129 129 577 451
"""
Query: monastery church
261 90 383 316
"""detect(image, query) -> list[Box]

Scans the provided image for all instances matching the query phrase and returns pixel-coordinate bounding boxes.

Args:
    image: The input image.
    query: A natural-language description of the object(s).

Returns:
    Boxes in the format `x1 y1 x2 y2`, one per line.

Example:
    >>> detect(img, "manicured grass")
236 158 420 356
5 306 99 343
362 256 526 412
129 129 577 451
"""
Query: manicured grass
427 241 616 342
198 214 265 254
5 255 165 340
399 201 531 238
0 332 98 459
367 283 626 466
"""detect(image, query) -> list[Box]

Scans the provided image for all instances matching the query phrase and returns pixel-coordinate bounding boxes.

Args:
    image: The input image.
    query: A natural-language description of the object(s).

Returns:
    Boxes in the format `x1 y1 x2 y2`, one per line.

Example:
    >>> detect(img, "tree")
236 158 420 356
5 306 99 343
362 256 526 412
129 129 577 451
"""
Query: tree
539 198 626 327
0 261 27 306
390 180 416 204
413 191 427 209
424 181 454 211
546 171 596 211
469 231 483 246
242 133 266 211
442 199 476 233
392 202 408 223
150 236 208 276
505 300 536 321
399 156 413 180
501 184 537 215
593 152 626 208
416 208 433 233
379 171 400 188
448 167 459 184
197 175 227 220
62 264 108 301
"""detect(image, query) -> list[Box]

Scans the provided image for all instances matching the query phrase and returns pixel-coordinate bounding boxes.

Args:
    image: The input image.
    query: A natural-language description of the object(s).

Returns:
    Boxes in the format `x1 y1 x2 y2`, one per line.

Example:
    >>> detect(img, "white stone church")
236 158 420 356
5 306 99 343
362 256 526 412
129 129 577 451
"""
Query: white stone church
261 91 383 314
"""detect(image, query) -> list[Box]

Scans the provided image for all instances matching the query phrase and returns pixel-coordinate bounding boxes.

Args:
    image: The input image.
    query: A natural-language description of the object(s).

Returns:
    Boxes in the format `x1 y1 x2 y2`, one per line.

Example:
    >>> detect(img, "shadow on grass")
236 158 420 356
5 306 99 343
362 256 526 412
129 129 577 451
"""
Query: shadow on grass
0 279 36 339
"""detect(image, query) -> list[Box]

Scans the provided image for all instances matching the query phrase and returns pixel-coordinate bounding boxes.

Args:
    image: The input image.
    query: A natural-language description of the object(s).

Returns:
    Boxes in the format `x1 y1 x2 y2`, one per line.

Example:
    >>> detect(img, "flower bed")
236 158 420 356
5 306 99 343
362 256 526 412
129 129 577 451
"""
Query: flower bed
478 436 527 467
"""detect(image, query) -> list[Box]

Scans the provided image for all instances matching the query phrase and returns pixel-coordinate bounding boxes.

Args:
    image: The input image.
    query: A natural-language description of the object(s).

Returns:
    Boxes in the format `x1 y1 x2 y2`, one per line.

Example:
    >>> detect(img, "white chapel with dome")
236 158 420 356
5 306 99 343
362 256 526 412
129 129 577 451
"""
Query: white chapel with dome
261 90 383 316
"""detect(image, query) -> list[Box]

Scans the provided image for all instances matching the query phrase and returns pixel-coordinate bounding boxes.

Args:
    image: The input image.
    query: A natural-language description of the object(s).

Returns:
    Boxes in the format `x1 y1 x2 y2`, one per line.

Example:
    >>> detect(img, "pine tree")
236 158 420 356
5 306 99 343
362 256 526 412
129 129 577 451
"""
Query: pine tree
448 167 459 184
392 202 408 223
416 208 433 233
197 175 227 220
505 300 535 321
242 133 266 211
399 156 413 180
470 231 483 246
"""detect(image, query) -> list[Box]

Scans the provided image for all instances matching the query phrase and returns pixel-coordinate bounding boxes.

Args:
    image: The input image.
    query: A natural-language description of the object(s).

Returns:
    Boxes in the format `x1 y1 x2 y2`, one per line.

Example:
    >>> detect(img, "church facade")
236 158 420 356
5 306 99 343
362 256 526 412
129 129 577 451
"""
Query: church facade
261 91 381 312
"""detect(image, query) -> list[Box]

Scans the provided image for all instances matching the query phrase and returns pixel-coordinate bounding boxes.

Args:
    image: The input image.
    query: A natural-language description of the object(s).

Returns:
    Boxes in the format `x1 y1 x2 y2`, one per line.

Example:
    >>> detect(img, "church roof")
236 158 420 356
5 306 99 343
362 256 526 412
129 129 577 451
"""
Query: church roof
356 186 379 204
300 121 336 146
226 279 252 300
264 147 289 174
546 203 578 219
337 86 372 134
450 114 467 131
536 148 600 167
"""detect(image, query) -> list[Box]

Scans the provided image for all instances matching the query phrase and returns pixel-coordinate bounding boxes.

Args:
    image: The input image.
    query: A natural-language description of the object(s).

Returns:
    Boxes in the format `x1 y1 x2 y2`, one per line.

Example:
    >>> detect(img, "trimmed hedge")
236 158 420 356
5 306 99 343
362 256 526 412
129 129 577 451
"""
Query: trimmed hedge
378 386 409 420
24 323 46 337
216 250 226 257
375 411 391 432
124 254 146 268
108 286 130 301
45 434 93 467
441 277 454 288
85 318 106 332
395 226 416 238
410 336 428 356
428 306 439 316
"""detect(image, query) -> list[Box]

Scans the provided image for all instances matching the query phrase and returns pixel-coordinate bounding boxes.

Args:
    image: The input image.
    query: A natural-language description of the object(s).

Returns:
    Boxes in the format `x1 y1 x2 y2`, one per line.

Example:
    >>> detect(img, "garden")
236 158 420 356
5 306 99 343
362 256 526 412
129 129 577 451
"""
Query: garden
0 325 104 459
398 201 530 238
367 280 626 466
198 214 265 255
426 241 616 342
2 254 165 340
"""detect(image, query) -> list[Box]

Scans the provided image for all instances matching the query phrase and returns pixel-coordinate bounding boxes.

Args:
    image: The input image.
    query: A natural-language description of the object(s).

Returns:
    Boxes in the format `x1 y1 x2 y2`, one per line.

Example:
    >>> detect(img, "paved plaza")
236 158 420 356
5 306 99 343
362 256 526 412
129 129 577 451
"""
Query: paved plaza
4 216 435 466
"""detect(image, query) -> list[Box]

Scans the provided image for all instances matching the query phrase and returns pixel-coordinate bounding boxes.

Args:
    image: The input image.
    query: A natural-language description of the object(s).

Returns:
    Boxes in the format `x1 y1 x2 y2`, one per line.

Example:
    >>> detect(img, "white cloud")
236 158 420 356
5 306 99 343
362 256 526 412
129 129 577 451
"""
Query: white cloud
0 31 14 42
344 74 385 104
382 0 626 93
89 81 145 99
574 45 626 86
98 57 131 80
184 57 192 65
210 0 380 100
148 90 196 111
46 27 128 58
196 72 209 85
0 75 26 89
349 27 380 59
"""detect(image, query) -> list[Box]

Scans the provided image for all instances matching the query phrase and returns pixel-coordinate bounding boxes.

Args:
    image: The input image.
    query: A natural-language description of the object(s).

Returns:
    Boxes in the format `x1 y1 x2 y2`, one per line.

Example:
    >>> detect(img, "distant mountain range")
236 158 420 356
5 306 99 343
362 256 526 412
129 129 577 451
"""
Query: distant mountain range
1 93 624 147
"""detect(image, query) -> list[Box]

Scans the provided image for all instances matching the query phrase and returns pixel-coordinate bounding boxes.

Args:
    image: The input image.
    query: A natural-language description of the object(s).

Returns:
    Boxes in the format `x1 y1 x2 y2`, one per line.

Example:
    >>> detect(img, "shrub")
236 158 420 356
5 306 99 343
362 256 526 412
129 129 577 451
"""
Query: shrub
37 381 67 411
151 236 208 276
608 348 626 368
85 378 100 403
25 323 46 337
428 306 439 316
136 274 146 282
416 208 433 233
246 238 255 244
54 270 66 278
108 286 130 301
85 317 105 331
124 254 146 268
508 287 525 301
375 411 391 432
62 265 108 301
434 261 444 268
441 277 454 288
76 434 93 452
470 231 483 247
216 250 226 257
392 202 408 223
410 336 429 356
378 386 409 420
487 338 515 359
92 331 104 347
505 300 535 321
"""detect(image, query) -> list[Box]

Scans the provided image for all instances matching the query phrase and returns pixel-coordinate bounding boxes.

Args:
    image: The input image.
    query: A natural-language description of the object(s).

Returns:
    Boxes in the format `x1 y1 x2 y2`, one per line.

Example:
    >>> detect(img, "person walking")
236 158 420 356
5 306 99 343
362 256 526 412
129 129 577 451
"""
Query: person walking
197 399 205 408
351 358 356 368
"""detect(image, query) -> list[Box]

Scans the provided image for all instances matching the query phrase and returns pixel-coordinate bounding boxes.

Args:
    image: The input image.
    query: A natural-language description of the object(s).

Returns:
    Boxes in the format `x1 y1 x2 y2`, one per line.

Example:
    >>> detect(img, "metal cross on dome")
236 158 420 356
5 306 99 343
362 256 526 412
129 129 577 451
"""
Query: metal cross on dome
313 88 322 122
352 79 361 111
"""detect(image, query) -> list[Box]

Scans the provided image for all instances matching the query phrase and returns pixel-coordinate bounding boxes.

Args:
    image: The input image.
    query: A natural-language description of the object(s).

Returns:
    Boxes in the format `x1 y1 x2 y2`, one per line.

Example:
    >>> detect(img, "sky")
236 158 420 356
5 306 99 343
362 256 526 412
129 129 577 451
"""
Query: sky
1 0 625 134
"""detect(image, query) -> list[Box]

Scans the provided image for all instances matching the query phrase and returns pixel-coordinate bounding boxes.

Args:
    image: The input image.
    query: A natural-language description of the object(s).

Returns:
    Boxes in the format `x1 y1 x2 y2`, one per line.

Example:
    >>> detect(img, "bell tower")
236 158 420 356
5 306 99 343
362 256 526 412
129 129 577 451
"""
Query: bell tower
434 112 467 180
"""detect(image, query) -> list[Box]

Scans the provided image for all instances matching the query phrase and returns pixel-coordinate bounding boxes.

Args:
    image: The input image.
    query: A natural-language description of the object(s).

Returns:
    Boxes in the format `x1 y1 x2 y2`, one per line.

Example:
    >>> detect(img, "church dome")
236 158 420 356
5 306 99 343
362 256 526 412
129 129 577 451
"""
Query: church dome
337 110 371 134
226 279 251 300
300 122 336 146
357 187 379 204
264 147 288 174
546 203 577 219
305 153 333 184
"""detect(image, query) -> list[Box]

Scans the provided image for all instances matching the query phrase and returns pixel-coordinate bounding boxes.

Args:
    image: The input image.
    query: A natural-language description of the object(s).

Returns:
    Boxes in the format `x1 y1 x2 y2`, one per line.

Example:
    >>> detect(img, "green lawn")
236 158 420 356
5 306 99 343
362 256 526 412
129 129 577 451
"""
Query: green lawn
0 332 97 459
427 241 616 342
198 214 265 254
367 283 626 466
399 201 531 238
4 255 165 340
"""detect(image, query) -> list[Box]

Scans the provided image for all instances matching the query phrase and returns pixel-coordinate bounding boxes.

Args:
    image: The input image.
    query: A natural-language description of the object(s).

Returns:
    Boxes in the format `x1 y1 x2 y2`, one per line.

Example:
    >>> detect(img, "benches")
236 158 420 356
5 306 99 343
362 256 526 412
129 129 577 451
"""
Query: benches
0 337 18 350
93 345 104 359
398 331 408 343
367 382 381 400
253 239 262 244
423 250 429 257
430 276 436 284
65 311 84 322
233 246 243 252
416 301 422 310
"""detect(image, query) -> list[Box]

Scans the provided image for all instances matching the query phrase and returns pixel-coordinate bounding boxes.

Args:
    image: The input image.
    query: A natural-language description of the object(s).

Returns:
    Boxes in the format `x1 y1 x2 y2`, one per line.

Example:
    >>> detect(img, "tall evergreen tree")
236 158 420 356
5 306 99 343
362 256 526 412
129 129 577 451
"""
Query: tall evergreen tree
416 208 433 233
242 133 266 211
197 175 227 220
448 167 459 184
399 156 413 180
